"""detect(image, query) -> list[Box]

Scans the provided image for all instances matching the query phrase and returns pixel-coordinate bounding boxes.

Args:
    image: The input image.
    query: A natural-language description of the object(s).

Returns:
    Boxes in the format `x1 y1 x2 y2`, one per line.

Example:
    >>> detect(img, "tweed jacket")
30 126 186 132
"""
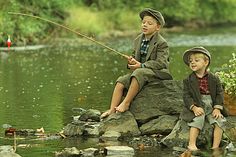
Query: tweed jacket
181 72 227 122
132 32 172 80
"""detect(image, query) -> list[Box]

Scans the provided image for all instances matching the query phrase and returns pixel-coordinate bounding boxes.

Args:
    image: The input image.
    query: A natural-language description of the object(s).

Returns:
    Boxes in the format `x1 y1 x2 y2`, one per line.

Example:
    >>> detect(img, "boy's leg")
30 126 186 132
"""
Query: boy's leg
212 124 223 149
115 77 139 112
188 127 200 151
100 82 125 118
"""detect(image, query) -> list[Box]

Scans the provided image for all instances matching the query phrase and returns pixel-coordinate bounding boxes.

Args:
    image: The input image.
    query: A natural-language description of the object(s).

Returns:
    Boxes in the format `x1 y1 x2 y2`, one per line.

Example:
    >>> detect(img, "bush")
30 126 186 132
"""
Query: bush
217 53 236 97
0 0 72 46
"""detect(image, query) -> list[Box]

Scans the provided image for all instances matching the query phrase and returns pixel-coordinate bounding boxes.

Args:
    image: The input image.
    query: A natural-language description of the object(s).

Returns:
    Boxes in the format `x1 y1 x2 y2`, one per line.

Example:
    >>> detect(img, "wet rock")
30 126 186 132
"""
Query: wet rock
0 145 14 152
83 123 100 136
63 123 84 136
100 130 121 142
128 135 160 148
80 148 99 156
63 120 101 137
79 109 101 122
104 146 134 156
0 145 22 157
99 111 141 136
140 115 178 135
55 147 81 157
130 80 183 124
0 152 22 157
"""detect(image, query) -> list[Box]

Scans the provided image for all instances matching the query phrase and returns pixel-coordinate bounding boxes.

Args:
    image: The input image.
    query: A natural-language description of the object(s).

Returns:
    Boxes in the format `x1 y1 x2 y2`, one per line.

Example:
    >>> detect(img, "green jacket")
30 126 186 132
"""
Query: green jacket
181 72 227 122
132 32 172 80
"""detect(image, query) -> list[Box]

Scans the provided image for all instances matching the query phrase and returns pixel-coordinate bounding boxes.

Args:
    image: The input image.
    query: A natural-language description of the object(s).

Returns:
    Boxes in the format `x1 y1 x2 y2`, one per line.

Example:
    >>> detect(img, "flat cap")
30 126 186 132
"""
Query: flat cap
183 46 211 65
139 8 165 27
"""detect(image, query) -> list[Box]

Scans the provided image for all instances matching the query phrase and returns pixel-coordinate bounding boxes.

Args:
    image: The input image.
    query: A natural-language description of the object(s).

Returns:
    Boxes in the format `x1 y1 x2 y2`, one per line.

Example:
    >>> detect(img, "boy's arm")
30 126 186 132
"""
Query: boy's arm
183 79 195 110
213 75 224 110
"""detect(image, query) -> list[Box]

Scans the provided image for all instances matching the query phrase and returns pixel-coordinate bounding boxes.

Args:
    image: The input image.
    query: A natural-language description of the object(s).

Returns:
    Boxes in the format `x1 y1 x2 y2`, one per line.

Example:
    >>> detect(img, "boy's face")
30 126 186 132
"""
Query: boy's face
141 16 160 38
189 53 209 73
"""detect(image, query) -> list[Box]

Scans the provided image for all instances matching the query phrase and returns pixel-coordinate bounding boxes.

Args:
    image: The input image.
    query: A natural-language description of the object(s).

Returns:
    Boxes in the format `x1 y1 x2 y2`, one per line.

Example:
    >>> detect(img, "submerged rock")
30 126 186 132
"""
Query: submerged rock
104 146 134 156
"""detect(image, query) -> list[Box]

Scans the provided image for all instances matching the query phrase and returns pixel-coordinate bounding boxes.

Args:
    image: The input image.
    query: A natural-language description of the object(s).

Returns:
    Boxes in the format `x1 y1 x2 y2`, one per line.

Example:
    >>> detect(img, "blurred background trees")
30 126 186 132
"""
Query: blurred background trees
1 0 236 46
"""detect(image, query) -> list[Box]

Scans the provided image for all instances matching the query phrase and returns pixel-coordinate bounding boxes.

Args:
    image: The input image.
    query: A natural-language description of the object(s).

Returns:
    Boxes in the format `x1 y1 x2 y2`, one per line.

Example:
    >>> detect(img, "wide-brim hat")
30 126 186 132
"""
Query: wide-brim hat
139 8 165 27
183 46 211 66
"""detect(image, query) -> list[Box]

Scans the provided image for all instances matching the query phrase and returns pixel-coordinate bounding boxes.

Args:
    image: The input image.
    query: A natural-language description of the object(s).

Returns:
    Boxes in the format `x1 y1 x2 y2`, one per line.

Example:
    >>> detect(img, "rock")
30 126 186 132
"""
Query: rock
130 80 183 124
63 123 84 136
161 119 215 149
79 109 101 122
100 131 121 141
0 145 14 152
0 145 22 157
0 152 22 157
104 146 134 156
55 147 81 157
140 115 178 135
80 148 99 156
63 120 101 137
99 111 141 136
83 123 100 136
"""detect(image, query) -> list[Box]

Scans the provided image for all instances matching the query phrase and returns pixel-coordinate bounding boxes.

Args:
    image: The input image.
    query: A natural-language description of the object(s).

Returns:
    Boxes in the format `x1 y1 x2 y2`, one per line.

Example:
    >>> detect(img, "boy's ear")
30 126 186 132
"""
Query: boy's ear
206 59 210 66
156 24 161 31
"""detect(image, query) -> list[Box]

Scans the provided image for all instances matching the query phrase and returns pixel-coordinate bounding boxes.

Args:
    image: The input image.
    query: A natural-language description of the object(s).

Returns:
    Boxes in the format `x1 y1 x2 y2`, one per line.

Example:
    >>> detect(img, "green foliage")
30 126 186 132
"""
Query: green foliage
0 0 72 46
1 0 236 45
217 53 236 96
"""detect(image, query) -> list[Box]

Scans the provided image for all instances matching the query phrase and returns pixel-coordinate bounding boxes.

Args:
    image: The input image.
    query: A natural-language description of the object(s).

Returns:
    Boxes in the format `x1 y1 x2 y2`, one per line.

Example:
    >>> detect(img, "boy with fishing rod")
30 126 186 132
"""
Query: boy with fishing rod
101 8 172 118
181 47 227 152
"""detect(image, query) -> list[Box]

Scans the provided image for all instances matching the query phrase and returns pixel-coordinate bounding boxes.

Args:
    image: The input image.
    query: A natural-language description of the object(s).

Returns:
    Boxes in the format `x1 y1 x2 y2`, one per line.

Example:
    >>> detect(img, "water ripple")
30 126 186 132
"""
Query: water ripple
167 34 236 46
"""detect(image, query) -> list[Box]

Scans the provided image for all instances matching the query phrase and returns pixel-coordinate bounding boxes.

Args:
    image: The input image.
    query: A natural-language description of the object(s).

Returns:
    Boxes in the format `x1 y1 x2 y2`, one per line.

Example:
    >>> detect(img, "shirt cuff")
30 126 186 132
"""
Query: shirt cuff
190 105 195 110
214 105 223 110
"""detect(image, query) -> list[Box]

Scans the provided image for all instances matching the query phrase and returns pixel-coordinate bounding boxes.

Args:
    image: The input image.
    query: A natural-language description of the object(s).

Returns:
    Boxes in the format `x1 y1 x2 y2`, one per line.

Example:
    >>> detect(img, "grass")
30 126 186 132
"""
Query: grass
65 7 110 36
65 6 140 37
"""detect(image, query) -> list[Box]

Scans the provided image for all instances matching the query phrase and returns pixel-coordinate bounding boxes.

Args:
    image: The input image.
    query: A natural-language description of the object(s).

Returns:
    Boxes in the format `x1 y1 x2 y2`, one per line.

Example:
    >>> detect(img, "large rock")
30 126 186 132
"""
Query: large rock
160 119 213 148
130 80 183 124
161 117 236 149
99 111 141 136
140 115 178 135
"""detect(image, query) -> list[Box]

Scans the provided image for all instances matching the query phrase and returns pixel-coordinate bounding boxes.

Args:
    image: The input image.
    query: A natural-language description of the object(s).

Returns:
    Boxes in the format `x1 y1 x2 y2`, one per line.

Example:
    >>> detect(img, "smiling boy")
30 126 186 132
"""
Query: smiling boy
181 47 227 151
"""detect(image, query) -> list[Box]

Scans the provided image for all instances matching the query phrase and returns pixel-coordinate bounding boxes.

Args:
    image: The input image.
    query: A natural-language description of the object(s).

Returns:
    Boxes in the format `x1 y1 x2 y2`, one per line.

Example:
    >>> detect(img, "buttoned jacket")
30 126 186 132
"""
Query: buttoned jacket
132 32 172 80
181 72 227 122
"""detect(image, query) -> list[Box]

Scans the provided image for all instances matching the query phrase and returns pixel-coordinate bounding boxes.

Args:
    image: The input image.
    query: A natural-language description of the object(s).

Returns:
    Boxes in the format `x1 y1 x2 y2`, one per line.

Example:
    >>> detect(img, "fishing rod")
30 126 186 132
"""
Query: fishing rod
8 12 129 59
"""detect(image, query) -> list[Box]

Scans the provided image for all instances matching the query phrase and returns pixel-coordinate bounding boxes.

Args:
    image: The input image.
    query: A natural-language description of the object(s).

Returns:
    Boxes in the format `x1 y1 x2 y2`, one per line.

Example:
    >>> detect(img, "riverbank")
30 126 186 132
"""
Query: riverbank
1 1 236 46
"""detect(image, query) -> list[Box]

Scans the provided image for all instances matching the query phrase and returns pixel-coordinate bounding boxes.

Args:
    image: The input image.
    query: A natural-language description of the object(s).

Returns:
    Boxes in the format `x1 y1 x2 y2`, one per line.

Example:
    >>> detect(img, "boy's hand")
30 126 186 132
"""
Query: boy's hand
128 56 136 65
127 56 141 70
128 62 141 70
192 106 204 116
212 108 223 119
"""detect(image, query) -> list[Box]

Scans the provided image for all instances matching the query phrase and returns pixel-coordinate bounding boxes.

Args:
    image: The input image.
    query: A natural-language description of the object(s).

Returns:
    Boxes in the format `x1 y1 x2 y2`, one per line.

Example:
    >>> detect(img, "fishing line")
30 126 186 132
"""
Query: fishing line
8 12 129 59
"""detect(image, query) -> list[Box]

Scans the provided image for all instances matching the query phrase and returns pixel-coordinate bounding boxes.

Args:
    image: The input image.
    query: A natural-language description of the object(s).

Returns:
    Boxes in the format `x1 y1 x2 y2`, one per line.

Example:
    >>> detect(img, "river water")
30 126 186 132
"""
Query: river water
0 28 236 157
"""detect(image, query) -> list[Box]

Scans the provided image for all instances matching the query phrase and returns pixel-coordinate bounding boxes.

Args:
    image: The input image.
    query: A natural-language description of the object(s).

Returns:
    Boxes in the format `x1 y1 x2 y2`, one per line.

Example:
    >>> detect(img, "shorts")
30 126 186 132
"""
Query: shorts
188 95 227 130
116 68 157 91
